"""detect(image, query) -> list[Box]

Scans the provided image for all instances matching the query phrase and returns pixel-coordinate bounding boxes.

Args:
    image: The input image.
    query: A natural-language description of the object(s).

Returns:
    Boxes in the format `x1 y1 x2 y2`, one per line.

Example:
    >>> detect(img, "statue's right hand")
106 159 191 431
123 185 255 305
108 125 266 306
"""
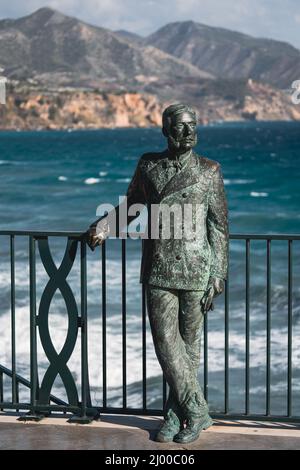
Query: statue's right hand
85 226 106 251
85 218 110 251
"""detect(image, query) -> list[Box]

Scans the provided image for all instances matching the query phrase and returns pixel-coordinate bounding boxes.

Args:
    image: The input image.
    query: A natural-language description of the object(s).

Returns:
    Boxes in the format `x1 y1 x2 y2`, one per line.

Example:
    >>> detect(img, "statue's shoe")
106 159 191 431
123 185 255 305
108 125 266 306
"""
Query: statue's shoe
155 415 181 443
173 415 213 444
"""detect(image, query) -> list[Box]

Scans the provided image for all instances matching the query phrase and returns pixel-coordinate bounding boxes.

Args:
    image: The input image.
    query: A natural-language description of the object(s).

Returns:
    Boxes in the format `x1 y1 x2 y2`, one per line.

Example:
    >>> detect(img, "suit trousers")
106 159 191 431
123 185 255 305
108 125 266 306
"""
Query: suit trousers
146 284 209 420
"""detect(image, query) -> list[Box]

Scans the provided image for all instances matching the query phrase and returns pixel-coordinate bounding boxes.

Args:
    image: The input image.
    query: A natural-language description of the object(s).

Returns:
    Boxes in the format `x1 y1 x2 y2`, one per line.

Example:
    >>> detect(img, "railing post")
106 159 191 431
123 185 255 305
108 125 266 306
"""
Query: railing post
224 277 229 414
69 238 95 423
245 238 250 415
0 371 3 411
142 283 147 412
102 242 107 410
122 239 127 410
19 236 44 421
10 235 17 404
203 310 208 401
162 376 167 409
266 239 271 416
287 240 293 417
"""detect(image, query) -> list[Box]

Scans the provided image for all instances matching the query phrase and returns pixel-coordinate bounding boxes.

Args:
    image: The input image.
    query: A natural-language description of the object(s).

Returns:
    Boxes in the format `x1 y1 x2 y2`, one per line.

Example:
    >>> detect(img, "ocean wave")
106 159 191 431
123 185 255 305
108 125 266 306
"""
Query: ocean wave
1 295 299 409
0 302 299 388
84 177 101 185
116 178 131 183
0 160 19 166
250 191 269 197
224 179 256 185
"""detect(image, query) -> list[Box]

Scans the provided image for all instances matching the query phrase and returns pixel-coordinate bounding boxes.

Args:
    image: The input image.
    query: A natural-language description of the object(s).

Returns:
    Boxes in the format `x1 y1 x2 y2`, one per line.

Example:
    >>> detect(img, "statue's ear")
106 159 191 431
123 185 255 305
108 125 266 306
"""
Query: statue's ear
162 127 168 137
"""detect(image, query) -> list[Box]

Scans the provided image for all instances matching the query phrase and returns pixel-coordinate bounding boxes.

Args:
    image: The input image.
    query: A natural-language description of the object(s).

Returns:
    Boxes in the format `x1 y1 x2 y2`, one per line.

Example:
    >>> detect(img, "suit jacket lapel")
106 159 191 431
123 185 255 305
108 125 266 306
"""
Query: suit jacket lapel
143 151 214 200
143 150 170 197
159 151 197 199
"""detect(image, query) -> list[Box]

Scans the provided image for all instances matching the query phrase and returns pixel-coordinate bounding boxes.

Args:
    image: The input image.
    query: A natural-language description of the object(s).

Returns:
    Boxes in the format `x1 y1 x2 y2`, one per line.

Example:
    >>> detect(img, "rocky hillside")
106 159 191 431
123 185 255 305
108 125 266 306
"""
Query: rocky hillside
145 21 300 89
0 8 212 88
0 85 164 130
1 80 298 130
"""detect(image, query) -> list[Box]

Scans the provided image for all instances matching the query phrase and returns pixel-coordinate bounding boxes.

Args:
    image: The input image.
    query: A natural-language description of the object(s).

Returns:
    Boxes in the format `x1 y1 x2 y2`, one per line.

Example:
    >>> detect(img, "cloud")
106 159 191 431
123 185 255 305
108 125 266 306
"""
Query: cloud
0 0 299 48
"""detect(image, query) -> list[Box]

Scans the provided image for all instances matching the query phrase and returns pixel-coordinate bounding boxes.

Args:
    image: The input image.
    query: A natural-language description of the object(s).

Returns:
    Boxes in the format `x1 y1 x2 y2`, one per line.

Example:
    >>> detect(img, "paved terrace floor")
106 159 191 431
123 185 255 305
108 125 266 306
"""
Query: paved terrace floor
0 413 300 450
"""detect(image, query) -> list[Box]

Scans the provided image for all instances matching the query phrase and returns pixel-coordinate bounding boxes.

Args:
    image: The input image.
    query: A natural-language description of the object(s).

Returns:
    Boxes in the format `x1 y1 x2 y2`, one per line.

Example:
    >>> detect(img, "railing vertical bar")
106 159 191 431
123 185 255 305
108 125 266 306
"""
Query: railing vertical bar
16 381 19 412
10 235 17 403
288 240 293 417
142 283 147 411
0 372 3 409
204 313 208 401
224 277 229 414
80 239 88 418
122 239 127 409
29 236 37 412
163 376 167 409
266 239 271 416
245 238 250 415
101 242 107 409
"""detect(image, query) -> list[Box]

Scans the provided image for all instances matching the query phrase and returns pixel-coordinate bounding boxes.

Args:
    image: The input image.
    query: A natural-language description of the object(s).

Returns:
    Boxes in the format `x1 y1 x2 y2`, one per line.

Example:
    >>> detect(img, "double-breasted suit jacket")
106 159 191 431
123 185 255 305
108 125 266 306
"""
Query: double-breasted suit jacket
124 149 229 291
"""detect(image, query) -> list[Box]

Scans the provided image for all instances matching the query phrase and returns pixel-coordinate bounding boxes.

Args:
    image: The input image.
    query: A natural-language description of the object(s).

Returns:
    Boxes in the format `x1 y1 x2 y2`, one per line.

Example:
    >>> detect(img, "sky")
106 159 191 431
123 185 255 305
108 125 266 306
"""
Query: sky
0 0 299 49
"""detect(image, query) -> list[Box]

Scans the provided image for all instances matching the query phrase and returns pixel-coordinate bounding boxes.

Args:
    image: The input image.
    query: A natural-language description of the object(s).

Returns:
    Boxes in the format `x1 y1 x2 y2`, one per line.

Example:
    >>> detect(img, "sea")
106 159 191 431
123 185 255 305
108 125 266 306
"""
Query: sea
0 121 300 416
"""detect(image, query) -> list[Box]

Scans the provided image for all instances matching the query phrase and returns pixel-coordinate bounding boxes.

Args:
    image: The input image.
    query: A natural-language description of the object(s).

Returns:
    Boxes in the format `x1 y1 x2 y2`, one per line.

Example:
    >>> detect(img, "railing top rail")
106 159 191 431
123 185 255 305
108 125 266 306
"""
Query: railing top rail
0 230 300 240
230 234 300 240
0 230 85 237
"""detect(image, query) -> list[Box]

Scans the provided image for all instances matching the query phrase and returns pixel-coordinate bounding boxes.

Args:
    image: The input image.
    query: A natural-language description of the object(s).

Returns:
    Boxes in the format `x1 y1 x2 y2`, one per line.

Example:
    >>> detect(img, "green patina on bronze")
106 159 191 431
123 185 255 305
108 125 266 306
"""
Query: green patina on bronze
88 103 229 443
126 148 228 290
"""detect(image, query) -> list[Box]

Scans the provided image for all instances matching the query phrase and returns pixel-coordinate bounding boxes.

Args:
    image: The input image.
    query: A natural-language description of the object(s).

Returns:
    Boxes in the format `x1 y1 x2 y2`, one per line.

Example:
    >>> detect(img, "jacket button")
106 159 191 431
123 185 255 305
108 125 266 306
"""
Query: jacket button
182 192 188 198
175 255 181 260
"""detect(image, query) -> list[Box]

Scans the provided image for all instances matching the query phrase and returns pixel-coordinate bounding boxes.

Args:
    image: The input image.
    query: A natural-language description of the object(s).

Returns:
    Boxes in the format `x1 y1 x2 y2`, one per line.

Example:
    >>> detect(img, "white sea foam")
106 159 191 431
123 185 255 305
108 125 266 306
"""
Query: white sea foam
84 178 101 185
0 160 17 165
116 178 131 183
224 179 256 185
1 300 299 392
58 176 68 181
99 171 108 177
250 191 269 197
0 306 160 397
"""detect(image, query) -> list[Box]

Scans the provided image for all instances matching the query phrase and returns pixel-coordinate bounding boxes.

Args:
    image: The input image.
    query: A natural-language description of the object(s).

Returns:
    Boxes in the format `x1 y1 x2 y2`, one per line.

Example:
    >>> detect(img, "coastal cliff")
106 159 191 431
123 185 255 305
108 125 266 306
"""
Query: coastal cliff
0 87 163 130
0 79 299 130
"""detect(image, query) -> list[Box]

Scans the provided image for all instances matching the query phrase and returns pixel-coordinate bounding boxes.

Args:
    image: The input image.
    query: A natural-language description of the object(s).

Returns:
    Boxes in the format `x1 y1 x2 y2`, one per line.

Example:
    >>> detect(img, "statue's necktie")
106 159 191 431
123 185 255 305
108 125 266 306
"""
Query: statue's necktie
168 150 191 173
172 158 183 172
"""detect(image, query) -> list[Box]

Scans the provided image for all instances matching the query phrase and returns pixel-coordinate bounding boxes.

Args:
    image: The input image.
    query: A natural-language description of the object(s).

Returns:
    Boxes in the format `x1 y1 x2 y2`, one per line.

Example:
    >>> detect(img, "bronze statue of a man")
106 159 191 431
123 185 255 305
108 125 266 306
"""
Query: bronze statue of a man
87 103 229 444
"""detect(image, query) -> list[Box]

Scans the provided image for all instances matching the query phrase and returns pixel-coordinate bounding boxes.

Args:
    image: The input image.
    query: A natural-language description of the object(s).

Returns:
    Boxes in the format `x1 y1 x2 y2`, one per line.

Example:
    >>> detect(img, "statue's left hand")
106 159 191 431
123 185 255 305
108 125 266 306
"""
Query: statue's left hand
200 277 224 314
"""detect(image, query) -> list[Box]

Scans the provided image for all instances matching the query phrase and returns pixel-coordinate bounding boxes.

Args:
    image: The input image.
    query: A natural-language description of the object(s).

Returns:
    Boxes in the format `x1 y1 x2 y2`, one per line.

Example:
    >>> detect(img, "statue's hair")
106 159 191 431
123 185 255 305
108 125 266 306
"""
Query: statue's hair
162 103 197 133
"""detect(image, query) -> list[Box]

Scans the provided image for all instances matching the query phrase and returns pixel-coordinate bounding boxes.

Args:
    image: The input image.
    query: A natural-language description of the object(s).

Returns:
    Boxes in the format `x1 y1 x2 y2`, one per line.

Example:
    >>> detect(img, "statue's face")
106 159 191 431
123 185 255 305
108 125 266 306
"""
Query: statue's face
167 111 197 152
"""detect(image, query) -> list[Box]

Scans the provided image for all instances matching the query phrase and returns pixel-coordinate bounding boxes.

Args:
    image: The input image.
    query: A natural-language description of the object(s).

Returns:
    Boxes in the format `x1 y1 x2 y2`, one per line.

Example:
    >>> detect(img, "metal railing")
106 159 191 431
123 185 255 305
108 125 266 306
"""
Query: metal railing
0 230 299 423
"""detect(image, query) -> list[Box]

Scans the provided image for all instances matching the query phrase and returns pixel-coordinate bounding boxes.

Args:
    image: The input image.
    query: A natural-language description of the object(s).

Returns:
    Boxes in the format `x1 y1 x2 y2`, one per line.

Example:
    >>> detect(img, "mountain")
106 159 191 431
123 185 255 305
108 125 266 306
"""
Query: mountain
145 21 300 88
0 8 212 88
115 30 143 45
0 8 299 129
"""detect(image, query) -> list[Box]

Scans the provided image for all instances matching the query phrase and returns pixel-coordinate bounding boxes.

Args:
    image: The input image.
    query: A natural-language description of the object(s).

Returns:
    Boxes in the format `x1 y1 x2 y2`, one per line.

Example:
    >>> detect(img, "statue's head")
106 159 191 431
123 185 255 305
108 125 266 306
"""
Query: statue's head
162 103 198 153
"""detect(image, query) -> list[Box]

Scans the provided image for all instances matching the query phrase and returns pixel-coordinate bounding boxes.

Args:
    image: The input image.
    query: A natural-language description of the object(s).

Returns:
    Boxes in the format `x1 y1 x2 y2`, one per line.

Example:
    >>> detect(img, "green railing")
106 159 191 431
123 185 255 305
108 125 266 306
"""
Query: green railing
0 230 299 423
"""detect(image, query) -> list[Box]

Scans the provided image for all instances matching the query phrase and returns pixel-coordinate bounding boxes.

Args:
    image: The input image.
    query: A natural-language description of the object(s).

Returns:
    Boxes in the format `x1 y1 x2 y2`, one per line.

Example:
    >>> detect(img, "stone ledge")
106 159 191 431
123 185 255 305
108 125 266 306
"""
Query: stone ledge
1 413 300 450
